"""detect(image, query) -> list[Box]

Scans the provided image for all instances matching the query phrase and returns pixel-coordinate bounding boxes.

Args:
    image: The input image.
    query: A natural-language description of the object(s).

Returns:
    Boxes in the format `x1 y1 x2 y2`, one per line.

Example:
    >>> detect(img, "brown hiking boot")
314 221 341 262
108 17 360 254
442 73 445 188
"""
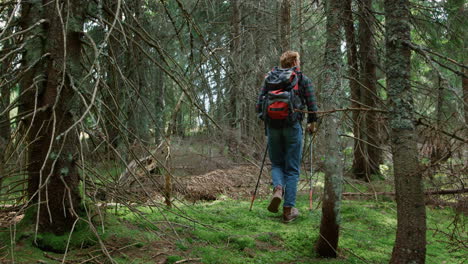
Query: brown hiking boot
267 186 283 213
283 207 299 223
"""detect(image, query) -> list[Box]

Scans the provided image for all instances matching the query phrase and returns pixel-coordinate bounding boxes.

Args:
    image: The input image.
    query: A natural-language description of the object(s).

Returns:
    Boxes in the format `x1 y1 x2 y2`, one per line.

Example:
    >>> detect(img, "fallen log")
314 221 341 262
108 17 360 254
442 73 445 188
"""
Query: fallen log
343 188 468 197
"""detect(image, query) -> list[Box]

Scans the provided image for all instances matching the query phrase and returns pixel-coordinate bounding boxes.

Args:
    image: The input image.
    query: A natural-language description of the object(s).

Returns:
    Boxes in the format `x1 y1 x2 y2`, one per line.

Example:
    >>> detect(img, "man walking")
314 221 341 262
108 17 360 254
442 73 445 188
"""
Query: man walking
256 51 318 223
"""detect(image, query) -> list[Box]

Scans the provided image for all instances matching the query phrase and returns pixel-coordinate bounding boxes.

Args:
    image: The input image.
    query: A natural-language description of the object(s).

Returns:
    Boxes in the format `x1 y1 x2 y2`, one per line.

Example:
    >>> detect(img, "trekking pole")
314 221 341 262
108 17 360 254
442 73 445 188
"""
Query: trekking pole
249 145 269 211
308 133 314 211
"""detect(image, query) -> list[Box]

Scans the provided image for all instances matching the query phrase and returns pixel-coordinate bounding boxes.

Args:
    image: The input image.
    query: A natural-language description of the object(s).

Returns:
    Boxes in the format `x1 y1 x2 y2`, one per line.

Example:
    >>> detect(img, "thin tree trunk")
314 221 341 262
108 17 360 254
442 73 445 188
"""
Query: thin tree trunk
446 0 467 127
298 0 304 56
169 93 185 137
253 0 267 143
104 0 124 150
214 63 224 123
229 0 241 139
464 60 468 126
315 0 344 258
385 0 426 262
280 0 291 52
0 9 12 194
20 0 85 235
0 33 11 144
359 0 381 178
127 0 151 144
463 6 468 127
342 0 366 180
153 61 165 143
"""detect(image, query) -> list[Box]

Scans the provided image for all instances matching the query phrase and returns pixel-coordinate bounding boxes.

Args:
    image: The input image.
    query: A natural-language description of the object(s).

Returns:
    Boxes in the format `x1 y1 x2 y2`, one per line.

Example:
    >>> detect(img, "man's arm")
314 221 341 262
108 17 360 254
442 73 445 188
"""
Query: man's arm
255 82 268 119
301 76 318 133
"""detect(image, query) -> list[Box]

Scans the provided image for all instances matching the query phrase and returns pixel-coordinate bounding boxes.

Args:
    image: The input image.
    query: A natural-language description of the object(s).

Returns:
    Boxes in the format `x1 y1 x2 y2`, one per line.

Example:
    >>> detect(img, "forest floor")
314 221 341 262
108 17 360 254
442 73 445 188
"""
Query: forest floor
0 139 466 264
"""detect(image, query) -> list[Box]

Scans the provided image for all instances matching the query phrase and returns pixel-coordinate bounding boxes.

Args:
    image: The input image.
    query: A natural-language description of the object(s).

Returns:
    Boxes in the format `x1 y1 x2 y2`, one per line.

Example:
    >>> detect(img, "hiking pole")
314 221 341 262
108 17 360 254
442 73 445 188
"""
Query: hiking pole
308 133 314 211
249 145 269 211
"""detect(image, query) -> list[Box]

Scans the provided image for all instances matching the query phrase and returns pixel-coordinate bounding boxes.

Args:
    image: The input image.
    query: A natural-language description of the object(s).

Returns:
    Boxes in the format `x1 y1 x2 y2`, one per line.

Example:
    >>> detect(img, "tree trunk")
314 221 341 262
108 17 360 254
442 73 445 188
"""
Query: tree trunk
229 0 241 139
280 0 291 52
0 28 11 144
342 0 367 180
462 8 468 127
297 0 304 56
464 60 468 127
20 0 85 235
153 60 165 144
385 0 427 263
103 0 124 150
446 0 467 127
0 13 12 198
359 0 381 178
315 0 344 258
127 0 151 144
0 8 12 193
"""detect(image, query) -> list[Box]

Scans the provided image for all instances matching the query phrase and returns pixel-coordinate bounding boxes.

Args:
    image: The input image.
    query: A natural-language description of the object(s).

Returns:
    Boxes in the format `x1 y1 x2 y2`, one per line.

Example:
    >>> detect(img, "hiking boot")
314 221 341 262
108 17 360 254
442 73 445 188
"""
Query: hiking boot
267 186 283 213
283 207 299 223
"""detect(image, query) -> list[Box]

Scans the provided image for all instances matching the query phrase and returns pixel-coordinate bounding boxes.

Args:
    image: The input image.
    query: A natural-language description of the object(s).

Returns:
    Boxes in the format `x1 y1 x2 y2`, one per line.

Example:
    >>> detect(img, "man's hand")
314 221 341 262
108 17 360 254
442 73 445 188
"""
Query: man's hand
306 122 317 134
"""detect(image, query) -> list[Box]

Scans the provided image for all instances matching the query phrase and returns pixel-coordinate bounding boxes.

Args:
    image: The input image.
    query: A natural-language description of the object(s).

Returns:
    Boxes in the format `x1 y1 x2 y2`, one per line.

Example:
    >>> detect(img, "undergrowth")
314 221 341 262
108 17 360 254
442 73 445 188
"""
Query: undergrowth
1 193 465 263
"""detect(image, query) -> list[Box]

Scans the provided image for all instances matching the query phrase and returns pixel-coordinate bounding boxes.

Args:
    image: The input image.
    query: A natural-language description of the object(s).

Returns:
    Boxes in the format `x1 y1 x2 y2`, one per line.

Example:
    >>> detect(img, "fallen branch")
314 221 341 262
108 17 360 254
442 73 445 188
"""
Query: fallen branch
343 188 468 197
296 107 388 115
175 258 202 264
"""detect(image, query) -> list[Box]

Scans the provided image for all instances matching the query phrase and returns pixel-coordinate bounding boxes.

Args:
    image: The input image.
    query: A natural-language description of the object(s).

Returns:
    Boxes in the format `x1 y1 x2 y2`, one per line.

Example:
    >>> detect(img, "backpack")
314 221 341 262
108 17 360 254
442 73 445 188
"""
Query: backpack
261 66 305 126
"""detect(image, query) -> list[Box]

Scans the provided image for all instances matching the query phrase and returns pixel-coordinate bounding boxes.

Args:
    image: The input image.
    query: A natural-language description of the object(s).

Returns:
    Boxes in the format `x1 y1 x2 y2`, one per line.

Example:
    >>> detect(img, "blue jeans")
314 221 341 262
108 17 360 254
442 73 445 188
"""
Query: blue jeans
267 122 303 207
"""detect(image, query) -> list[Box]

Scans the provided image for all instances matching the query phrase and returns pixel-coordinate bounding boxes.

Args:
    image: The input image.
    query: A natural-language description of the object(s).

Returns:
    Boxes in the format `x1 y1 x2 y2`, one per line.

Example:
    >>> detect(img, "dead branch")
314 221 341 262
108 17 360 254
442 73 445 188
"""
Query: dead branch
416 118 468 143
343 188 468 197
296 107 388 115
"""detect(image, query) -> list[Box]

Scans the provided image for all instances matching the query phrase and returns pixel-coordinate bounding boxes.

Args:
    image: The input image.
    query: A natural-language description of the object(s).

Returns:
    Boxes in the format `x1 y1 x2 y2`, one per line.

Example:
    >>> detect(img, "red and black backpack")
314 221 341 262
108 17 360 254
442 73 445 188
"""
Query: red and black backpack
261 66 305 127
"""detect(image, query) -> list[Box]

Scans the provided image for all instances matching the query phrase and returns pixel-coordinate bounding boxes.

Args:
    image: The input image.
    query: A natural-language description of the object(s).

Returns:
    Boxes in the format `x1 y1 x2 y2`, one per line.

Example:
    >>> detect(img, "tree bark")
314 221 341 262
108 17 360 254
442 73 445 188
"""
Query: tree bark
359 0 381 178
280 0 291 52
127 0 151 144
298 0 304 56
385 0 426 262
315 0 344 258
464 61 468 127
446 0 467 127
229 0 241 138
103 0 124 150
0 8 13 201
0 7 13 194
0 28 11 144
462 7 468 128
342 0 367 180
153 59 165 144
436 75 450 126
20 0 85 235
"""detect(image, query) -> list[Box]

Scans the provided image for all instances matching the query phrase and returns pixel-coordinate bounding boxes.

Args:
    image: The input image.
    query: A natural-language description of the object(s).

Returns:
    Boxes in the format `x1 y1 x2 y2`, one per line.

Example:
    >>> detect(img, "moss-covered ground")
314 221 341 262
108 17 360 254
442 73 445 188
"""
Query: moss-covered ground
1 191 465 264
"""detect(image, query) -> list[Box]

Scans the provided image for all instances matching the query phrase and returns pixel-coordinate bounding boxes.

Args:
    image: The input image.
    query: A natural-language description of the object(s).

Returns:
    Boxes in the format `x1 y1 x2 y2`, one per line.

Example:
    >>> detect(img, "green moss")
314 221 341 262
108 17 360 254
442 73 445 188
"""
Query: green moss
166 255 183 263
35 220 101 253
175 240 189 251
5 189 464 263
229 236 255 251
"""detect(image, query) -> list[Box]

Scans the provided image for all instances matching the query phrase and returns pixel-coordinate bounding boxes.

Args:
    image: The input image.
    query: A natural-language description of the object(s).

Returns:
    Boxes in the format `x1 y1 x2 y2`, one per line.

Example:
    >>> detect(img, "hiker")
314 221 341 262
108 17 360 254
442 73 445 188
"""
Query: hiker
256 51 318 223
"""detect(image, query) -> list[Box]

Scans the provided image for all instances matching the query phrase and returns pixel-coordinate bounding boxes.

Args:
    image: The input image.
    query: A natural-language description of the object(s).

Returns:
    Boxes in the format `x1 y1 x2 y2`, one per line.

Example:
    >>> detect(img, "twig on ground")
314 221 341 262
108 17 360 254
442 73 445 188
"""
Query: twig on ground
175 258 202 263
343 188 468 196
